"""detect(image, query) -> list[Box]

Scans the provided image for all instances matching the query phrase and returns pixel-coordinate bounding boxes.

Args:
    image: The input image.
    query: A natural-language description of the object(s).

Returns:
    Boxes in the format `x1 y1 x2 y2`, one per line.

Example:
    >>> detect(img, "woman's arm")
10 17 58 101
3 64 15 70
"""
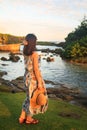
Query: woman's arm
32 52 42 89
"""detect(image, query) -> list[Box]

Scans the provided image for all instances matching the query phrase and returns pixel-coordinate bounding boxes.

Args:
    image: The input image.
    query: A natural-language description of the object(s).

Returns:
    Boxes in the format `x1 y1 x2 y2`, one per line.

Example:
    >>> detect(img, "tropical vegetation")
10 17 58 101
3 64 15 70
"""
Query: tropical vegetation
62 16 87 63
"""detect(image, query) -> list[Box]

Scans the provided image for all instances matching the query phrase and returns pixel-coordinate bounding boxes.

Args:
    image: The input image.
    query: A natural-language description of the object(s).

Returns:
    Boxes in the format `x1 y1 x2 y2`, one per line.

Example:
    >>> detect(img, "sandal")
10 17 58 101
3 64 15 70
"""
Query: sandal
19 117 26 124
26 119 39 124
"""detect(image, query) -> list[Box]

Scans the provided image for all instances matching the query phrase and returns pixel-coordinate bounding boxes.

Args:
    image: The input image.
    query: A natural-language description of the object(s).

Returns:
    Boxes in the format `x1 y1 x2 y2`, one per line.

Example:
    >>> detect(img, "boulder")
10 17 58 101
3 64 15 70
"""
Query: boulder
1 57 8 61
1 64 8 66
9 53 20 62
46 57 54 62
0 71 7 77
48 94 57 98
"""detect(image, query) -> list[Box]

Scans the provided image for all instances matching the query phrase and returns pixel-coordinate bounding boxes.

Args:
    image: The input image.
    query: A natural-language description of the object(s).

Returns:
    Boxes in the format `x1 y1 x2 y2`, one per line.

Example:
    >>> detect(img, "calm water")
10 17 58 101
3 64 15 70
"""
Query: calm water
0 45 87 92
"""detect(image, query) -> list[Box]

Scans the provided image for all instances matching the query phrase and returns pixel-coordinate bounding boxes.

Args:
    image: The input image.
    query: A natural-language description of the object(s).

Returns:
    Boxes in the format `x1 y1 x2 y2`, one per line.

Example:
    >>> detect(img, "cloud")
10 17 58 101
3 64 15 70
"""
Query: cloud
0 0 87 18
0 0 87 40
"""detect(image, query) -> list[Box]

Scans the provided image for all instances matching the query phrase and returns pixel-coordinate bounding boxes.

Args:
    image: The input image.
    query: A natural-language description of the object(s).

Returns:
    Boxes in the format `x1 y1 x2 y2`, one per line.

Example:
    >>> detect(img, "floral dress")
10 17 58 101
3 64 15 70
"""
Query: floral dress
22 52 48 116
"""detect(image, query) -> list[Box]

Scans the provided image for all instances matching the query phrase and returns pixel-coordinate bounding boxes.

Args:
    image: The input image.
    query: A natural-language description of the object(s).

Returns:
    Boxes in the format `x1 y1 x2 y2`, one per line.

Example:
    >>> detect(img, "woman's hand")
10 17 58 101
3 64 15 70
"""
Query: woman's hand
38 83 42 90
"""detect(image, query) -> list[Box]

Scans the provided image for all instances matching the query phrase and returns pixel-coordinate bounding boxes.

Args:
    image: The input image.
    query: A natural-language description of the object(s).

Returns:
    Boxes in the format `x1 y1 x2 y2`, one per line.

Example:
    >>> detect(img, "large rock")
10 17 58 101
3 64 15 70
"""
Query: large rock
41 48 63 55
0 71 7 77
9 53 20 62
0 75 87 108
0 77 24 93
46 57 54 62
1 57 8 61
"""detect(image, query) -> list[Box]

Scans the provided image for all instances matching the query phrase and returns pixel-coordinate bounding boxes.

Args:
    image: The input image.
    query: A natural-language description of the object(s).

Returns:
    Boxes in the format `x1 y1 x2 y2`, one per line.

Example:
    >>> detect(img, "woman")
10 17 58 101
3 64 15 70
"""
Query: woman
19 34 48 124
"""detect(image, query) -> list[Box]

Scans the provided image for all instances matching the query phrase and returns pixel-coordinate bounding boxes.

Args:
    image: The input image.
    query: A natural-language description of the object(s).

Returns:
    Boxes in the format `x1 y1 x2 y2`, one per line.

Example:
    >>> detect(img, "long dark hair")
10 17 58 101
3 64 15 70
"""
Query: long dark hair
23 34 37 56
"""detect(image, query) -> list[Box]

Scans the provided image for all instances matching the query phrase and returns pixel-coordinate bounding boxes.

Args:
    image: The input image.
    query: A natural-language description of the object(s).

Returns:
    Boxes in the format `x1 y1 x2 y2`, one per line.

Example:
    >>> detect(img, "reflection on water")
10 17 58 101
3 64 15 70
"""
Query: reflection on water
0 45 87 92
41 54 87 90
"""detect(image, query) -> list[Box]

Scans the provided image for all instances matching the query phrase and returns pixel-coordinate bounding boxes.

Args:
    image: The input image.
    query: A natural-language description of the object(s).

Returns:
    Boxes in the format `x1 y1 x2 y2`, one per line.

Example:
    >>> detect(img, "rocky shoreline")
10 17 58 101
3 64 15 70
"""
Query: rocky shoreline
0 71 87 109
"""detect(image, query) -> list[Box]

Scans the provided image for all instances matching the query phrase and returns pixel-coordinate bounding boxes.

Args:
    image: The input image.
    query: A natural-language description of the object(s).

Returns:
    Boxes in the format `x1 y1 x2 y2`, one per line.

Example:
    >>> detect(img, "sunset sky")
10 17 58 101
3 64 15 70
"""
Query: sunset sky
0 0 87 41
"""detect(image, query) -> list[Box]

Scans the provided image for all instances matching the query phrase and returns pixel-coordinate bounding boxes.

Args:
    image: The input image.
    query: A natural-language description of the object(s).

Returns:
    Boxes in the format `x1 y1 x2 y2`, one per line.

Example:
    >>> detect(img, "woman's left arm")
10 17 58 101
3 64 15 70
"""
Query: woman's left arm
32 52 43 89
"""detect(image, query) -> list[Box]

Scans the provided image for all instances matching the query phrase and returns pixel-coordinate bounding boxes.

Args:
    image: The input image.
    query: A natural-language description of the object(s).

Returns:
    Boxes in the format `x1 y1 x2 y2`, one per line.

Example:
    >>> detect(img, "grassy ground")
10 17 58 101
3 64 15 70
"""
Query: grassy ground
0 92 87 130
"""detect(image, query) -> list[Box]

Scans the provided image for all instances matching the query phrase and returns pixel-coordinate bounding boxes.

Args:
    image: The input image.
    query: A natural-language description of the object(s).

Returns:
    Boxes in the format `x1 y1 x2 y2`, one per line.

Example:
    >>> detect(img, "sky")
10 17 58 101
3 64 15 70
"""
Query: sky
0 0 87 41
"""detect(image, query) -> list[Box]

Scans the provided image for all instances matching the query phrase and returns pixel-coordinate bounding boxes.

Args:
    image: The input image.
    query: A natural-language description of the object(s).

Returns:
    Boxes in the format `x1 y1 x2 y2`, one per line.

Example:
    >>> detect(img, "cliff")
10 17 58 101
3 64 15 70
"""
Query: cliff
0 43 20 51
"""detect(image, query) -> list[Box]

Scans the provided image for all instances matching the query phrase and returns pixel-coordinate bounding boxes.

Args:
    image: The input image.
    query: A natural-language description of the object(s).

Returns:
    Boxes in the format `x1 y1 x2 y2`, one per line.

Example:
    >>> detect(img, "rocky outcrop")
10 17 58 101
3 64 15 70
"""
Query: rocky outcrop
1 53 20 62
46 57 54 62
1 57 8 61
9 53 20 62
0 71 7 77
0 43 20 51
0 73 87 108
56 42 66 48
37 48 63 55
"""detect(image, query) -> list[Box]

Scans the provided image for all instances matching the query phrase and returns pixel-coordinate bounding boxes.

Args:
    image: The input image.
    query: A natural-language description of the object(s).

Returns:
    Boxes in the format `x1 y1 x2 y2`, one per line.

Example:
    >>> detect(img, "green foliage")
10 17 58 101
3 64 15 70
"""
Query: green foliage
63 16 87 60
70 43 87 58
65 16 87 45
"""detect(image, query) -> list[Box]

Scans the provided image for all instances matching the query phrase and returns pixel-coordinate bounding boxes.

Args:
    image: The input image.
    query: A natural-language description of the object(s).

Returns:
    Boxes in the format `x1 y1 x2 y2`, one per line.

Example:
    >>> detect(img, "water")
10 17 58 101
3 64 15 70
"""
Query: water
0 45 87 92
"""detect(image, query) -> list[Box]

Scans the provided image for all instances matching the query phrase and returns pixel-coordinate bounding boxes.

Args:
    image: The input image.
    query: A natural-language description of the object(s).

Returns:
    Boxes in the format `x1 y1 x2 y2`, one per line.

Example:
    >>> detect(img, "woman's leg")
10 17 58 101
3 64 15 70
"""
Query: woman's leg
19 109 26 124
21 93 38 124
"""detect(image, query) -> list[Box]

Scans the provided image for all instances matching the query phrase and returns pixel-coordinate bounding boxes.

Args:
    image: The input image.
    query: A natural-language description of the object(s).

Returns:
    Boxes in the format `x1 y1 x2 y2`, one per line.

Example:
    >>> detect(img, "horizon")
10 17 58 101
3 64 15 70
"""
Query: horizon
0 0 87 41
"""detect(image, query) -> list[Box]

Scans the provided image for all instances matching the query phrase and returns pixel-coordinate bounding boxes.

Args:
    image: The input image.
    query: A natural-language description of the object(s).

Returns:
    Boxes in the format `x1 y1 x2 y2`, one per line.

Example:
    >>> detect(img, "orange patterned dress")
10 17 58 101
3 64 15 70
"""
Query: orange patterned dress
22 52 48 115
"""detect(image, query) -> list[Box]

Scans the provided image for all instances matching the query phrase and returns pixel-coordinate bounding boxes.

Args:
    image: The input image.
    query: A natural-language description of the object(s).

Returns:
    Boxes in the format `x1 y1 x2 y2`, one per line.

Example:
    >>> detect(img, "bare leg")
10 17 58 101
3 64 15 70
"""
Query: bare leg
19 109 26 124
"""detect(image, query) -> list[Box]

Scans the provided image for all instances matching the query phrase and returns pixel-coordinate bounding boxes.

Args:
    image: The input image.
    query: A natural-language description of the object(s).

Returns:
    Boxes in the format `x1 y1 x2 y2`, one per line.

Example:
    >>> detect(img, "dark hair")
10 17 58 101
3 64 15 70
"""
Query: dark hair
23 34 37 56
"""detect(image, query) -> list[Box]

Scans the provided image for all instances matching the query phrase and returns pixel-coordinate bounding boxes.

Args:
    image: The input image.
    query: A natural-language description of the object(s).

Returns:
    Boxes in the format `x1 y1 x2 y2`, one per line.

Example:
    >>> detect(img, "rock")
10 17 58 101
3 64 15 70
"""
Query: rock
1 64 8 66
16 76 23 80
41 48 63 55
9 53 20 62
50 55 53 57
48 94 57 98
46 57 54 62
47 87 80 101
0 75 87 108
1 57 8 61
11 80 25 92
47 88 59 94
0 71 7 77
41 48 50 53
0 78 16 93
63 95 74 101
54 48 63 55
0 77 24 93
44 80 57 85
56 42 66 48
43 57 46 60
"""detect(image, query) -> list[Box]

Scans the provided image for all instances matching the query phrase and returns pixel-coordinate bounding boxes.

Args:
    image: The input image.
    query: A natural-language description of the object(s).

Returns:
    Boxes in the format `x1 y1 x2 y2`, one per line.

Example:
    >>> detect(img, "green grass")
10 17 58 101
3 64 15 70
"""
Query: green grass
0 92 87 130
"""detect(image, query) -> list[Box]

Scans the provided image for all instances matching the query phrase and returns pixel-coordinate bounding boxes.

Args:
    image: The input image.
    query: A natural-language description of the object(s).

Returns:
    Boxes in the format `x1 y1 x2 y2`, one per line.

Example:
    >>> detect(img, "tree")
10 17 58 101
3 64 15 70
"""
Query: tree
62 16 87 60
65 16 87 47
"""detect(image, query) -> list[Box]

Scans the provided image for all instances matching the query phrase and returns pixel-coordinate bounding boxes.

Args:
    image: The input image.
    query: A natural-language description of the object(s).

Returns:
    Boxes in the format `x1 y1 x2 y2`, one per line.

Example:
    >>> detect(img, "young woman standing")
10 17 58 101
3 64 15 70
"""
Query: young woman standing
19 34 48 124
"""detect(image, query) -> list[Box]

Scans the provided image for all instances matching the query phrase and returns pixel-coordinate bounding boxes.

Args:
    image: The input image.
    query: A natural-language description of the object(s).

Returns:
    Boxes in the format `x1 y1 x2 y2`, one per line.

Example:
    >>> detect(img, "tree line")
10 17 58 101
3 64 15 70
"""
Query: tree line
62 16 87 61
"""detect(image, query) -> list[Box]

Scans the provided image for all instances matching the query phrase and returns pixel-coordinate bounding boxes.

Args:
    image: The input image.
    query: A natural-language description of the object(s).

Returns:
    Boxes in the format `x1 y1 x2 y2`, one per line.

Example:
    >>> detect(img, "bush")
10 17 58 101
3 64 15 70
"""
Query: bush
63 16 87 61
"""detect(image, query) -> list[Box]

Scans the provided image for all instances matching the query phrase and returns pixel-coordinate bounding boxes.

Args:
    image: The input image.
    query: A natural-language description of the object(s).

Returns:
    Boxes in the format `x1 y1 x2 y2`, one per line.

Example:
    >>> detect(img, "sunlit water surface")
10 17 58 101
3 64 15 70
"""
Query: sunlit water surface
0 45 87 93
